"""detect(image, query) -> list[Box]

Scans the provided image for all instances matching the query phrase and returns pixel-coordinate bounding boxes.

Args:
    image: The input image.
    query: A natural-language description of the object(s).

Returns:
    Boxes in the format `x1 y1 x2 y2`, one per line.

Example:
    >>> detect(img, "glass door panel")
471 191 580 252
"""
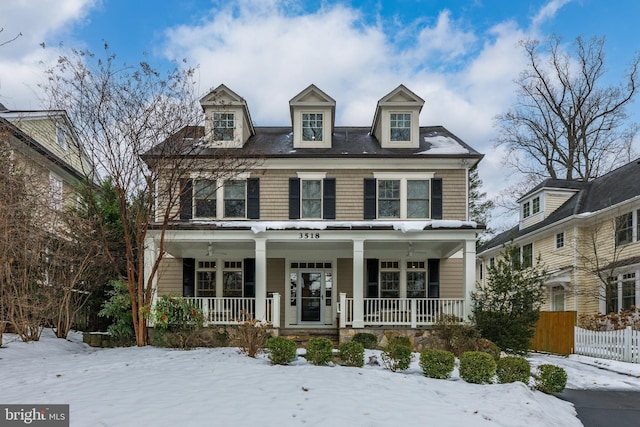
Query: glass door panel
300 272 322 322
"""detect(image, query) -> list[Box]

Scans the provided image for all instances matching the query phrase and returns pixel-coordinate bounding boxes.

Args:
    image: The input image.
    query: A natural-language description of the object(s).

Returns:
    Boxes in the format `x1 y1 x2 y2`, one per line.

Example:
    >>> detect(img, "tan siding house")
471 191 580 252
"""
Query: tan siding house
144 84 484 336
478 162 640 318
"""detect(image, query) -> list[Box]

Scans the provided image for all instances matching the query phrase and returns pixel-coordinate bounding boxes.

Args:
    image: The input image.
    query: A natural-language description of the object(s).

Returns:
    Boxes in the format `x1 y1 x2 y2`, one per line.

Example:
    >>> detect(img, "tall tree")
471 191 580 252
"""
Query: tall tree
495 35 640 182
42 46 255 346
468 167 494 245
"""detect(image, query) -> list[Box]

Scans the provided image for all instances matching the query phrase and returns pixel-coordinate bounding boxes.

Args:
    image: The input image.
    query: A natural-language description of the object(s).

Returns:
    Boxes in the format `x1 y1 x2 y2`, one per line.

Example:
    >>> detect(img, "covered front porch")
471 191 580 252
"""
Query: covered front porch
146 221 477 330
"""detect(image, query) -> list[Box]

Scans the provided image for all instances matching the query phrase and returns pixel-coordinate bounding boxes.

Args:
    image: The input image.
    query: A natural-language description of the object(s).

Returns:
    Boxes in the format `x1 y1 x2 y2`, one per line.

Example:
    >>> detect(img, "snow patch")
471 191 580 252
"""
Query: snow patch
419 135 469 154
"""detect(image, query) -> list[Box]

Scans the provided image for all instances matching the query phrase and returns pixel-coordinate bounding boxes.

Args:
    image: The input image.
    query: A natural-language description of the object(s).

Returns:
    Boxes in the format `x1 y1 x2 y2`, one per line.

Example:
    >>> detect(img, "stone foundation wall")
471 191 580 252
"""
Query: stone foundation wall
339 327 442 352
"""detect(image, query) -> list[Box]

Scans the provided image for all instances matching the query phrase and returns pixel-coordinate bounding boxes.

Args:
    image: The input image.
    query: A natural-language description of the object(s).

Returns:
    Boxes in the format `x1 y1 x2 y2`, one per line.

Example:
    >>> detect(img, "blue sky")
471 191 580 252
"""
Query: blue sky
1 0 639 229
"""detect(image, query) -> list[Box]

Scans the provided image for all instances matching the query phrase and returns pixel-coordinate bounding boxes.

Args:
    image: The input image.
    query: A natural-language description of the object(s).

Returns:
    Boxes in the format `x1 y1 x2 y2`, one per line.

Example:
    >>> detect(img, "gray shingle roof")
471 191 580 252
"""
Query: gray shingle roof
143 125 483 159
479 159 640 253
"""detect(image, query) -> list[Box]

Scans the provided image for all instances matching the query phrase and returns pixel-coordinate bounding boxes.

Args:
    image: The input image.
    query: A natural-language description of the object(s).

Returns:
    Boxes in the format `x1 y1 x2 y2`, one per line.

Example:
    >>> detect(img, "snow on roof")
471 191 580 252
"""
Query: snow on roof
418 135 469 155
188 220 478 234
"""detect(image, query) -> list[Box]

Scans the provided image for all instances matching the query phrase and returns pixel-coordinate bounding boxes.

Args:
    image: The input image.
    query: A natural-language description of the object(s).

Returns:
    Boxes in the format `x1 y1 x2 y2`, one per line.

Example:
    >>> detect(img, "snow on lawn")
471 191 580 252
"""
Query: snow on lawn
0 330 595 427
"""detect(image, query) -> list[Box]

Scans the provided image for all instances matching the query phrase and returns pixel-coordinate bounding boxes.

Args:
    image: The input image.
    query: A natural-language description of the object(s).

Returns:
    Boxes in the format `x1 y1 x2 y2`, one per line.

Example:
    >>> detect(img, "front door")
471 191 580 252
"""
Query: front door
299 271 323 322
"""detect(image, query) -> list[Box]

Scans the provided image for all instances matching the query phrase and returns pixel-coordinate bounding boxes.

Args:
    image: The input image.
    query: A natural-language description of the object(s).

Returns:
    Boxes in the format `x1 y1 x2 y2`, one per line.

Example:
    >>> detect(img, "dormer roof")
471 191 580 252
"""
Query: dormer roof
370 84 425 134
289 84 336 131
200 84 255 136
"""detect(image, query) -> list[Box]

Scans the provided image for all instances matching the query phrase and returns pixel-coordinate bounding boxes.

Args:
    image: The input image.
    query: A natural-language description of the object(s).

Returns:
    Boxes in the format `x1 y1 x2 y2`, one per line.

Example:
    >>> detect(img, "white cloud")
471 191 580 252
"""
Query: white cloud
0 0 96 108
532 0 572 29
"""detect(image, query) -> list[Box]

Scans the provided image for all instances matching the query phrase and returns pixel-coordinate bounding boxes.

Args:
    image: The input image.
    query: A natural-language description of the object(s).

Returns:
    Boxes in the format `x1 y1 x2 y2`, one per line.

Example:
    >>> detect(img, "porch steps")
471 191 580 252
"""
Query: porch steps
278 328 340 347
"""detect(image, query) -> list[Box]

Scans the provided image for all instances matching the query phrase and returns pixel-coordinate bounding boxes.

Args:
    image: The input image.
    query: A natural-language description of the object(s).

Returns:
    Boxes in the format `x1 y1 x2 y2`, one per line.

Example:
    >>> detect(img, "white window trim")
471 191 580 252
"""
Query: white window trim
301 112 324 142
555 231 565 249
389 111 412 142
191 174 252 220
373 172 434 219
296 172 327 179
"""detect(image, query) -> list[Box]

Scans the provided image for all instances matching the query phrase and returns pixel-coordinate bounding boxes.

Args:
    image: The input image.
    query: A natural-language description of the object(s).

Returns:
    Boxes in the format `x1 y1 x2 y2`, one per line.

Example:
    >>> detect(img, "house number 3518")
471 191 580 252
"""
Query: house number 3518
299 233 320 239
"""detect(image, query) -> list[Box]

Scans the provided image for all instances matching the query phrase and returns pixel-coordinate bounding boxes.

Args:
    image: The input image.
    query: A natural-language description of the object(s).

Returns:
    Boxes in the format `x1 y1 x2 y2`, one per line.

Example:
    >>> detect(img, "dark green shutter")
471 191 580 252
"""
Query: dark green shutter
180 179 193 220
431 178 442 220
289 178 300 219
247 178 260 219
183 258 195 297
323 178 336 219
364 178 376 219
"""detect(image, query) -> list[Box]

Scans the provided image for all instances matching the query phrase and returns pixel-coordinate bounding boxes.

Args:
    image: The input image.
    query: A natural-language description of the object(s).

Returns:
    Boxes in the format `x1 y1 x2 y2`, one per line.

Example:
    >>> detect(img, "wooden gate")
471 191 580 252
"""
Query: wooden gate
530 311 576 355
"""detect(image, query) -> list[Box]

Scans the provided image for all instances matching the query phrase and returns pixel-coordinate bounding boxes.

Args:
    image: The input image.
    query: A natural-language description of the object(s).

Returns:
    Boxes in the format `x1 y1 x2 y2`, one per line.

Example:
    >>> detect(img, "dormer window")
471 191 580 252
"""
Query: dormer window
532 197 540 214
213 113 234 141
523 201 531 218
390 113 411 141
302 113 323 141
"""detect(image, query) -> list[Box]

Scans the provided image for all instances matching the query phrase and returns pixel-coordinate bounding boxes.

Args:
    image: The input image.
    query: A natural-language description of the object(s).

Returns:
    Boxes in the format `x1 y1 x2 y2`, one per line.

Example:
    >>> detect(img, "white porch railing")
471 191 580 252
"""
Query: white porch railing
574 326 640 363
339 294 465 328
184 294 280 327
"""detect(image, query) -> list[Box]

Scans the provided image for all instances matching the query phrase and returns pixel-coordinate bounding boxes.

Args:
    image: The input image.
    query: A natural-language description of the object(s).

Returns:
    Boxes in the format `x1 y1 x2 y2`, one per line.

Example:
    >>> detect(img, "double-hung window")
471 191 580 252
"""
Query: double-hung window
301 180 322 218
378 180 400 218
523 201 531 218
615 212 633 246
407 180 429 218
555 232 565 249
367 174 434 220
521 243 533 268
302 113 323 141
390 113 411 141
532 197 540 214
224 180 246 218
622 273 636 310
213 113 234 141
194 179 216 218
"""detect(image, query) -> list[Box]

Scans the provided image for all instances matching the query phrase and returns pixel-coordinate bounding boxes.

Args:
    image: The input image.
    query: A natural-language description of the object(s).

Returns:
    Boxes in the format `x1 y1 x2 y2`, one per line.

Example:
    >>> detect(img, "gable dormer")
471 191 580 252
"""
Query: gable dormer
371 85 424 149
518 180 583 230
289 85 336 148
200 84 254 148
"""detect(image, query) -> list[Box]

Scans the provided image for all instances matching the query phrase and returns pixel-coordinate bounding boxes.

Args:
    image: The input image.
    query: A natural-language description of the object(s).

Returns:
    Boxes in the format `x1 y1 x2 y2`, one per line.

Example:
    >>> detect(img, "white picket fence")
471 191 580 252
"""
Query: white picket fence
574 326 640 363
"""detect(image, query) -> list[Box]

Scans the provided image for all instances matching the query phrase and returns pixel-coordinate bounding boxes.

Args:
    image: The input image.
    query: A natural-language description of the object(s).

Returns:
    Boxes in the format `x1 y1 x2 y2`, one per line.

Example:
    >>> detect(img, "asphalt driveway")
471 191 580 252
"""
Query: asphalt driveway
558 390 640 427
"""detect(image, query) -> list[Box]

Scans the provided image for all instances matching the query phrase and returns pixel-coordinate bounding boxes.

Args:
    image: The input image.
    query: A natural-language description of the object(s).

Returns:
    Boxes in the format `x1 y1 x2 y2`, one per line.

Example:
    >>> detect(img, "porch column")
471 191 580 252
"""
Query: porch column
463 239 476 322
255 237 267 321
352 238 365 328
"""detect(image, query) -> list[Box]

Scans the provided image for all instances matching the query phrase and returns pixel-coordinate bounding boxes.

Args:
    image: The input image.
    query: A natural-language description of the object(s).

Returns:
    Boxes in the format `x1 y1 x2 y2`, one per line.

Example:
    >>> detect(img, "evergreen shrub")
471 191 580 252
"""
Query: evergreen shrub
338 341 364 367
496 356 531 384
266 337 297 365
419 349 455 379
381 342 412 372
459 351 496 384
352 332 378 349
534 364 567 394
305 337 334 366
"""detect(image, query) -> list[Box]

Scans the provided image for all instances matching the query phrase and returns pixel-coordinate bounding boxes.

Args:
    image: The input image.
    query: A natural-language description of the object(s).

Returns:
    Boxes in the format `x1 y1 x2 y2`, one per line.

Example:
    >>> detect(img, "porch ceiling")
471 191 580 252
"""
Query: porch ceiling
163 239 464 260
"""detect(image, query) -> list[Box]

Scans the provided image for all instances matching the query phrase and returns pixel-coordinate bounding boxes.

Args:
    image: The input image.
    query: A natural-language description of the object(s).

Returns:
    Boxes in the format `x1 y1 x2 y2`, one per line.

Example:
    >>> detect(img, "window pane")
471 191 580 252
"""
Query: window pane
301 180 322 218
522 243 533 268
523 202 530 218
302 113 323 141
223 271 243 297
615 213 633 246
195 180 216 218
380 271 400 298
532 197 540 214
407 180 429 218
378 180 400 218
197 271 216 297
556 232 564 248
407 271 426 298
622 273 636 310
302 200 321 218
390 113 411 141
224 181 245 217
213 113 234 141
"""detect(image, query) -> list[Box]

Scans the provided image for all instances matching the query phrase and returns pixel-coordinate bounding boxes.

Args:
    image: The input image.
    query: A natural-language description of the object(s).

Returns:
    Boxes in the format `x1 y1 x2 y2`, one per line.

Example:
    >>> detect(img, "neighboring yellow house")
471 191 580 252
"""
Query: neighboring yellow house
477 160 640 316
0 106 92 211
143 84 484 340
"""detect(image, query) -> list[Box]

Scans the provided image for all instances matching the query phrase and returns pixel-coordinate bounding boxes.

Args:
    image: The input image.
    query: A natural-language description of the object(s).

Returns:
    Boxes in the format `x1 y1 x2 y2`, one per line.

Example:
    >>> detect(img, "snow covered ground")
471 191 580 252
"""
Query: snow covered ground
1 330 639 427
